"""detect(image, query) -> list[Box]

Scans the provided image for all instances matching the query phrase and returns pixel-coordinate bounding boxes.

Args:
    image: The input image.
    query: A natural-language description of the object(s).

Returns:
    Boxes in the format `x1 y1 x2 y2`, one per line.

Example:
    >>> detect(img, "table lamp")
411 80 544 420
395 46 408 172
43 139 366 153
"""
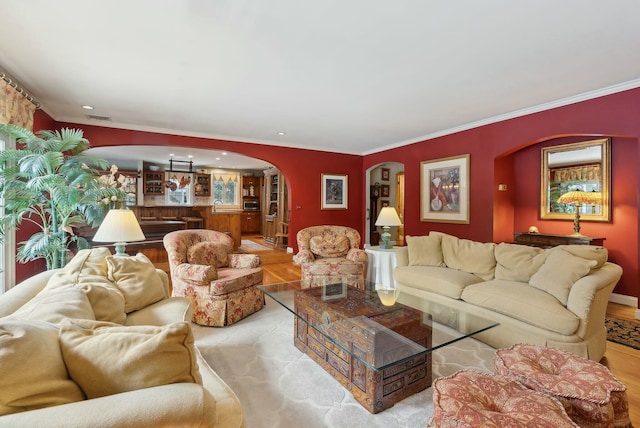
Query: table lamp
92 209 146 256
556 190 602 236
375 207 403 249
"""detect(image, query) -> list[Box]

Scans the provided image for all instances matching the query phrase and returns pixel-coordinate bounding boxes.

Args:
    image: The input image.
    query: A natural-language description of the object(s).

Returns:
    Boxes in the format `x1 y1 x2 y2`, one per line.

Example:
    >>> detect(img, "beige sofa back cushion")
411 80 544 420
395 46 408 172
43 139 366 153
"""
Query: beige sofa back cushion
435 232 497 280
406 234 445 267
494 243 547 282
556 245 608 270
106 253 167 313
59 319 203 399
45 248 126 324
529 248 597 305
8 287 95 324
0 320 84 416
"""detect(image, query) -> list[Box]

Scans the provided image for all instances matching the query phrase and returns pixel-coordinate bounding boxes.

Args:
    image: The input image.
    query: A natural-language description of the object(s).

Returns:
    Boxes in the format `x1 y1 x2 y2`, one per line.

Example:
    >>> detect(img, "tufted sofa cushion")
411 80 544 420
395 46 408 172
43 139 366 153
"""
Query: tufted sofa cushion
429 370 578 427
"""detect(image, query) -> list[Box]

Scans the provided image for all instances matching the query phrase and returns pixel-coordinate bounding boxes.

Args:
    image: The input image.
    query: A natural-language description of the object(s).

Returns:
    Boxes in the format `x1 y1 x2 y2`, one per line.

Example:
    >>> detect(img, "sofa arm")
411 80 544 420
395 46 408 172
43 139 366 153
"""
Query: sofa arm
229 254 261 269
567 262 623 319
0 270 59 317
174 263 218 285
125 297 193 326
293 249 315 265
395 246 409 267
0 383 217 428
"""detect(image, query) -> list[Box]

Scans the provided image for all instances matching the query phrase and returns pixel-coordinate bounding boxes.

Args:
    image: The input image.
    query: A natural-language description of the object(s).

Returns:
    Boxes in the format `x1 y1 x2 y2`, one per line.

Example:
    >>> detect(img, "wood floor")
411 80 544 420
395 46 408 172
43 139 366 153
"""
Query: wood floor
209 235 640 424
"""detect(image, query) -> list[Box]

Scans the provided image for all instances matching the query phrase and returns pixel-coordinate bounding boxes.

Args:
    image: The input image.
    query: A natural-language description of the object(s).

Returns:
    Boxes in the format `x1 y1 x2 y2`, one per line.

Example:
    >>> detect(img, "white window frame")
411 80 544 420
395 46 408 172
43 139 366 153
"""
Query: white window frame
0 133 16 294
211 170 241 210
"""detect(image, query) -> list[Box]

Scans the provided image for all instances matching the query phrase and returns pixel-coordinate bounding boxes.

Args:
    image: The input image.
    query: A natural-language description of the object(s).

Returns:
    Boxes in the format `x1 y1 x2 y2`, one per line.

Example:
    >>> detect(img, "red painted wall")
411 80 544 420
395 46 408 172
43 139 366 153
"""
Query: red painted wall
364 87 640 299
19 88 640 302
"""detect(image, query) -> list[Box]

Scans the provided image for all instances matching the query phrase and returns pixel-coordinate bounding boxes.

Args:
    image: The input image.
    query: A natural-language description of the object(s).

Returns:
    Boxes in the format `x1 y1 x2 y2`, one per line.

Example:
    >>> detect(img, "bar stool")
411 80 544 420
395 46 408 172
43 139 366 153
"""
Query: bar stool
183 216 204 229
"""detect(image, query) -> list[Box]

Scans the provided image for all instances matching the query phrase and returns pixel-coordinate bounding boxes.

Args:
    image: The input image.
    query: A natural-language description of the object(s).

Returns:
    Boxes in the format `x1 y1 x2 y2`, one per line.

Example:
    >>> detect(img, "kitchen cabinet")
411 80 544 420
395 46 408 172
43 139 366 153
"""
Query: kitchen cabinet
195 173 211 197
241 211 261 233
262 168 287 245
242 175 262 209
143 171 164 195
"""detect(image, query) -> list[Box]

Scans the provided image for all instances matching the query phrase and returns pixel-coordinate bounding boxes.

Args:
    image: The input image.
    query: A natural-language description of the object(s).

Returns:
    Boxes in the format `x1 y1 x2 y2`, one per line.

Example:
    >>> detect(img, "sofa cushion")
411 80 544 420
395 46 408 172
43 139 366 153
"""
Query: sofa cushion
556 245 608 270
406 234 445 267
436 232 497 280
494 243 547 282
0 320 85 416
461 280 580 335
393 265 484 299
529 248 597 305
59 319 202 399
45 248 126 324
106 253 166 313
309 235 350 258
8 287 95 324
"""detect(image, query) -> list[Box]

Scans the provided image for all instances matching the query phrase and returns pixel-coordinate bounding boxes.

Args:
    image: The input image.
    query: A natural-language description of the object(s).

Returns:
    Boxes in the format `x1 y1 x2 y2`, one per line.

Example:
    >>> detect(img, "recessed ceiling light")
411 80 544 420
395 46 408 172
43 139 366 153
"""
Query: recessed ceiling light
188 155 193 159
169 153 175 157
278 132 286 136
81 105 94 110
215 157 221 161
222 152 227 155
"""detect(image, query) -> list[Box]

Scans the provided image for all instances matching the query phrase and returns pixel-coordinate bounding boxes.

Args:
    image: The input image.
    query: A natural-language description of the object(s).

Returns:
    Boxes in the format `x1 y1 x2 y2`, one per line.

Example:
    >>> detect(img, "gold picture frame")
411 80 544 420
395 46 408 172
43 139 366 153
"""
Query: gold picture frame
420 154 470 223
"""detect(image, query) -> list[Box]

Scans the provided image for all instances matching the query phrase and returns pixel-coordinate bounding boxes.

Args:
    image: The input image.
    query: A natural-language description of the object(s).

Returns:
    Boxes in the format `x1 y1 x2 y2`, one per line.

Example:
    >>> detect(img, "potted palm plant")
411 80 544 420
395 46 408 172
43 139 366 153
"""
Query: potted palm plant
0 124 125 269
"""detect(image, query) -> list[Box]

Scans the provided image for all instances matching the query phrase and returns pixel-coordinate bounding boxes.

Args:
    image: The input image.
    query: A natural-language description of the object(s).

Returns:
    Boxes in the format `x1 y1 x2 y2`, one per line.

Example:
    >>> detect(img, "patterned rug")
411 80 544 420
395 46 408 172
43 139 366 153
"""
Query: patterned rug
192 298 495 428
605 317 640 350
238 239 274 252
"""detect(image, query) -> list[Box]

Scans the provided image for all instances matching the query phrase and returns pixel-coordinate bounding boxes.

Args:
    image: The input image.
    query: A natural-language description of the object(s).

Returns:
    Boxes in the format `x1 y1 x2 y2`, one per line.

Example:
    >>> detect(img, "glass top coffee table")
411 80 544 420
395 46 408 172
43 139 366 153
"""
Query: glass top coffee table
258 280 498 414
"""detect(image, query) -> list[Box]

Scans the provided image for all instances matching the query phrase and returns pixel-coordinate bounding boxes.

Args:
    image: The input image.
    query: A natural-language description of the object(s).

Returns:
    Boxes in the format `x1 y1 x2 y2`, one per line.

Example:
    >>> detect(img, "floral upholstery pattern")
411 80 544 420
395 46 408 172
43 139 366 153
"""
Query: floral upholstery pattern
163 230 264 327
494 344 631 428
429 370 579 428
292 225 368 288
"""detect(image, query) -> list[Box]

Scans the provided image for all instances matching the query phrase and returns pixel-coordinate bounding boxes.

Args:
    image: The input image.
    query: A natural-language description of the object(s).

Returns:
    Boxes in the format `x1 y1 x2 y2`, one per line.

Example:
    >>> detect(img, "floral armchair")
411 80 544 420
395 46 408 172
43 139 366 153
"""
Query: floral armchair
292 225 368 288
163 229 264 327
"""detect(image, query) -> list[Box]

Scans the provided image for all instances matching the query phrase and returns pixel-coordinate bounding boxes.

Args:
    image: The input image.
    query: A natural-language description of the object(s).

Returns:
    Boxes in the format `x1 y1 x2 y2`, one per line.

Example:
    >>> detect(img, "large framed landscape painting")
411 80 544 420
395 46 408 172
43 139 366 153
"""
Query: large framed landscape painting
321 173 348 209
420 154 470 223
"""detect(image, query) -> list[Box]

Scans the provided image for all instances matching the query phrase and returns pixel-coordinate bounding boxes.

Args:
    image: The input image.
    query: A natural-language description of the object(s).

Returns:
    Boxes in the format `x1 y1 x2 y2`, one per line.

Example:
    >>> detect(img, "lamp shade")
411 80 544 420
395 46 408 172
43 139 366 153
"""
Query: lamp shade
93 209 146 244
375 207 403 227
556 191 602 206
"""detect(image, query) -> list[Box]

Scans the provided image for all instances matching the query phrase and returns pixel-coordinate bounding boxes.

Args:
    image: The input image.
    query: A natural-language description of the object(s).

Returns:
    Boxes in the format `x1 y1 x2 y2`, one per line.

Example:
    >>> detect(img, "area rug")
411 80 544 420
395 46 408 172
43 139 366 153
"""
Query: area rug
192 298 495 428
605 317 640 350
238 239 274 253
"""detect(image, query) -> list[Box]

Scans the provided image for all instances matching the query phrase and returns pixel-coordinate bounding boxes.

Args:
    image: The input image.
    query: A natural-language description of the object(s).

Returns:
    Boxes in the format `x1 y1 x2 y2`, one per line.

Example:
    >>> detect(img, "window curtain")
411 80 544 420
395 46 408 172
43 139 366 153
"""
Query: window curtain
0 78 37 130
212 173 238 183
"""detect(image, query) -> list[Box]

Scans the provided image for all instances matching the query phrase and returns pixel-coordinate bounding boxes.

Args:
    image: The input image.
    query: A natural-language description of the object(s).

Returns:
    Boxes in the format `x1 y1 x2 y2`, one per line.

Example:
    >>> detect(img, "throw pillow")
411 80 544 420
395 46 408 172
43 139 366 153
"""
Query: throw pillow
8 287 95 324
529 247 597 305
187 241 228 268
59 319 202 399
309 235 350 258
106 253 166 313
436 232 497 280
0 320 84 416
556 245 608 270
45 248 126 324
405 234 445 267
494 243 548 282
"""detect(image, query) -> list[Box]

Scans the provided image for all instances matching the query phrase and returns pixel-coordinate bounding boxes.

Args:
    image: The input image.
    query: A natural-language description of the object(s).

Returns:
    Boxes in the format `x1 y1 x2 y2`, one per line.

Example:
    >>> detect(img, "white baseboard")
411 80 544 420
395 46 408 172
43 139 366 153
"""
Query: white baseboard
609 293 640 320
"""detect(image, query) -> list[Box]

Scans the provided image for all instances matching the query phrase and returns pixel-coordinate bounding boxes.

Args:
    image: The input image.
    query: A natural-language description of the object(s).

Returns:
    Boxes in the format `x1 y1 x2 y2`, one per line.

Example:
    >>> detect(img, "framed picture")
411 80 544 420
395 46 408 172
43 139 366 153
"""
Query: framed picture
322 282 347 301
381 200 389 208
381 168 390 181
420 154 470 223
381 184 390 197
321 173 348 209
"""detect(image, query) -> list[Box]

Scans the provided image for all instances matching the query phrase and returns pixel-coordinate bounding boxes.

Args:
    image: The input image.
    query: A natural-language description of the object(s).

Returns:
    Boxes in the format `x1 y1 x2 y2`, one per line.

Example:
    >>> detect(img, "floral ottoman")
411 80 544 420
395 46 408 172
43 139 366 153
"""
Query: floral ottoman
429 369 578 427
494 344 631 428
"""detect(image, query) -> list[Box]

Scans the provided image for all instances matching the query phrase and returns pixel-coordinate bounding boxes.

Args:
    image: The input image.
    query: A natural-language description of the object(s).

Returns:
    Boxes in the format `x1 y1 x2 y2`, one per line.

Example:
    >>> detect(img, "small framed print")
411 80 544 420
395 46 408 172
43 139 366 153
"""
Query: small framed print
381 184 390 197
321 173 348 209
381 168 390 181
420 154 470 223
322 282 347 301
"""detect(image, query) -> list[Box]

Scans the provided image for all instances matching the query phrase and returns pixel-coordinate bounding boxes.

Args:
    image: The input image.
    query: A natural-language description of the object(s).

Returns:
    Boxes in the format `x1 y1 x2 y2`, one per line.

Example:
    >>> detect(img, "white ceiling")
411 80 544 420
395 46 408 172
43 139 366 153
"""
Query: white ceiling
1 1 640 168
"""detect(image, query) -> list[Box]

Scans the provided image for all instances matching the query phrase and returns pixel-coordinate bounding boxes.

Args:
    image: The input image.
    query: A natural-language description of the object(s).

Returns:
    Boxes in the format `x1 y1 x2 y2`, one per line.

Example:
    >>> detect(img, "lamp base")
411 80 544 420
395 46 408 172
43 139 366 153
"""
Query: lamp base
379 227 392 250
113 242 129 257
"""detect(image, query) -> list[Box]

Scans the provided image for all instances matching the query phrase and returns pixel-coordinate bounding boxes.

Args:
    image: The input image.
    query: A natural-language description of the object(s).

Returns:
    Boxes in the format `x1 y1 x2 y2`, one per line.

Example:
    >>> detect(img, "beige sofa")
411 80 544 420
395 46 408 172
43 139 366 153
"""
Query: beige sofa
393 232 623 361
0 248 245 428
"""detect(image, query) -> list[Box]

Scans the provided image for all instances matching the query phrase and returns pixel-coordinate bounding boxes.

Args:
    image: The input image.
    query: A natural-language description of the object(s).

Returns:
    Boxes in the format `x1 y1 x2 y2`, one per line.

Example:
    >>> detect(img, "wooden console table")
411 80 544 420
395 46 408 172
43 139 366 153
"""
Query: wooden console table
514 232 605 248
